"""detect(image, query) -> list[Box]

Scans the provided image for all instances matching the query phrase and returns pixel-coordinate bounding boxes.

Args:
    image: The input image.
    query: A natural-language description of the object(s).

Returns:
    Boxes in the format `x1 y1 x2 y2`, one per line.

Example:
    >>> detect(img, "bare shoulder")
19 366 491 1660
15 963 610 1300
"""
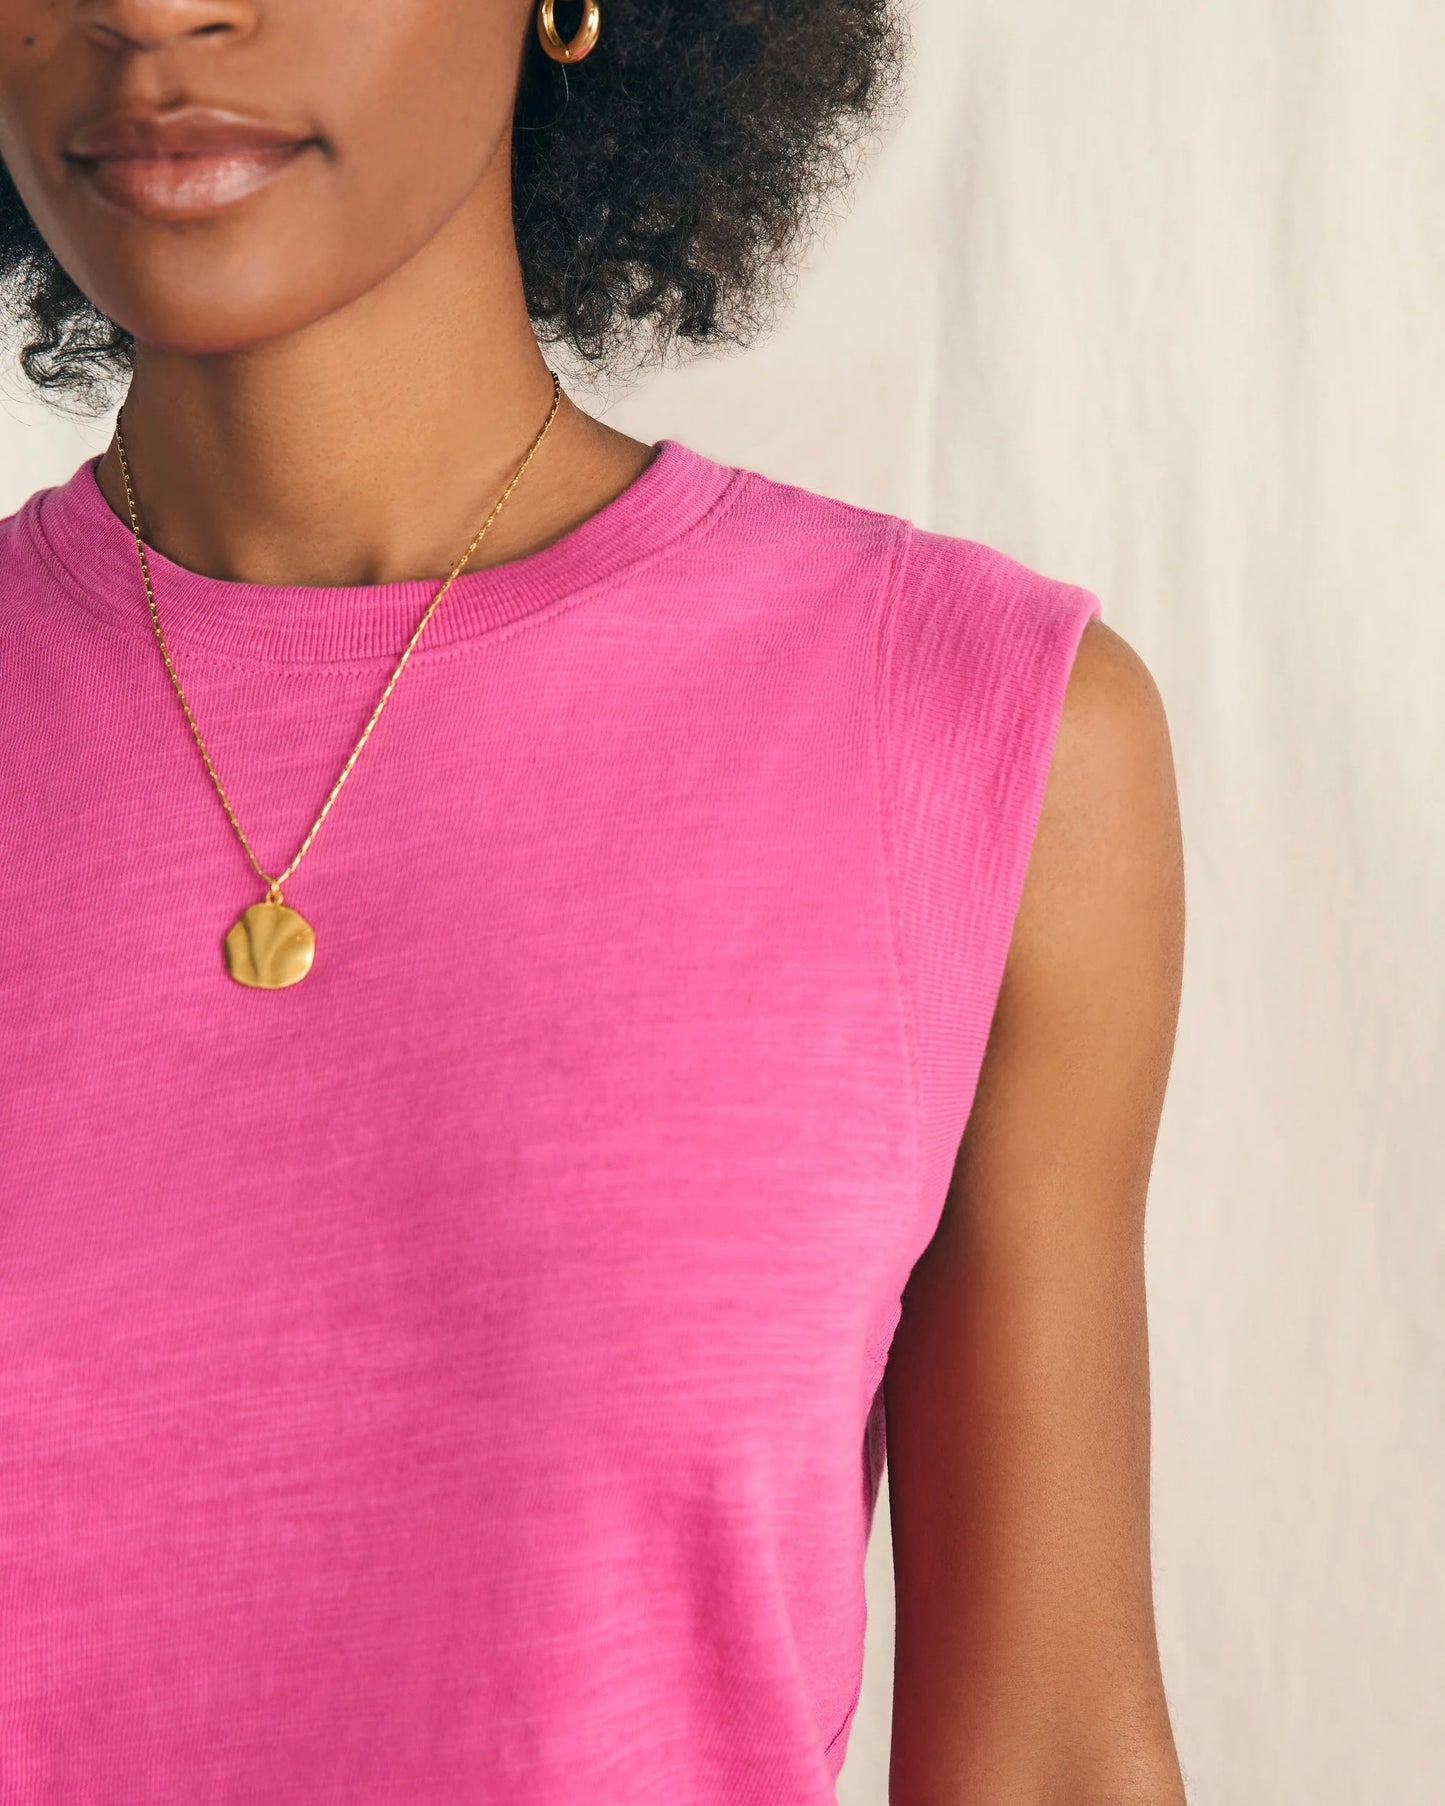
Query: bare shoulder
996 616 1185 1040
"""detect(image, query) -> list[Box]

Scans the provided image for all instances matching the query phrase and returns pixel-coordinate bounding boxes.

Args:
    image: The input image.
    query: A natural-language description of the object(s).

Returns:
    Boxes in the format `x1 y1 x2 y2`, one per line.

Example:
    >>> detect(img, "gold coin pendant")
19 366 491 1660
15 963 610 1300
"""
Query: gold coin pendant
223 899 316 989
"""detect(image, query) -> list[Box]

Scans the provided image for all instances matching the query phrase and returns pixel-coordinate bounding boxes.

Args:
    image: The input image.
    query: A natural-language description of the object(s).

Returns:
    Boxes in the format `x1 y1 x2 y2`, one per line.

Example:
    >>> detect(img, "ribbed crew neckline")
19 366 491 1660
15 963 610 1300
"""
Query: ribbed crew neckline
27 437 739 667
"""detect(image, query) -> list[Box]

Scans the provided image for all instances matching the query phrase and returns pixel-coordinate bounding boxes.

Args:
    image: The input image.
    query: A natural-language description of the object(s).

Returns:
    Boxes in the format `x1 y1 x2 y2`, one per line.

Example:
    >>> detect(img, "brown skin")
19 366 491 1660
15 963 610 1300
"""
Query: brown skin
0 0 653 583
886 621 1188 1804
0 6 1188 1800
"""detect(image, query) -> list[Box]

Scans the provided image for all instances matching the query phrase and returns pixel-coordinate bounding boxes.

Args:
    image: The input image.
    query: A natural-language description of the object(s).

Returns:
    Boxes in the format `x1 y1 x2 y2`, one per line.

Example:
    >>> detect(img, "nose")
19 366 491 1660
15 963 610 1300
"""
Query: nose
76 0 258 52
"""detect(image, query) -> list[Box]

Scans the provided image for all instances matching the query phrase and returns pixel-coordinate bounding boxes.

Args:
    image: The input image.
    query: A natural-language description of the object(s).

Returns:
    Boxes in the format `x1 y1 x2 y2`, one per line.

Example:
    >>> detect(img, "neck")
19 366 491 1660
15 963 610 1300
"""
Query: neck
93 164 654 589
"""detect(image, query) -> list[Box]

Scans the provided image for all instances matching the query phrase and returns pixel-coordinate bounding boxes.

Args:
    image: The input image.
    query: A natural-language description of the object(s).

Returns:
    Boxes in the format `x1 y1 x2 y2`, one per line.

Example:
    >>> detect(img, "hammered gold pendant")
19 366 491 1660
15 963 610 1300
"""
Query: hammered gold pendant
223 895 316 989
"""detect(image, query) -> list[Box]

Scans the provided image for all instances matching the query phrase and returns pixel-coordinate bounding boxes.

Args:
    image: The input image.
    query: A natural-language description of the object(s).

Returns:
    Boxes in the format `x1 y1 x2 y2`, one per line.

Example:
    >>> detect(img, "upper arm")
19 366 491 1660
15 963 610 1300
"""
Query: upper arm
882 617 1188 1805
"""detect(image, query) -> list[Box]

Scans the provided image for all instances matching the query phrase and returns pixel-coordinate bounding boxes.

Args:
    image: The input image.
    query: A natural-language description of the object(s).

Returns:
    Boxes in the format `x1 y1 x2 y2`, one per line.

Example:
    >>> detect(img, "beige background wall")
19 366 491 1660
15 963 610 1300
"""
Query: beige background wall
3 3 1439 1802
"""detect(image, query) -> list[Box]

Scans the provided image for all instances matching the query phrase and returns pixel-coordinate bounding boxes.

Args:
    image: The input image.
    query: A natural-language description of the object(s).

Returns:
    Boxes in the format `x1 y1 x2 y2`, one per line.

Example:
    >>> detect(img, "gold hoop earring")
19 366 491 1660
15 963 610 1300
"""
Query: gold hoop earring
537 0 601 64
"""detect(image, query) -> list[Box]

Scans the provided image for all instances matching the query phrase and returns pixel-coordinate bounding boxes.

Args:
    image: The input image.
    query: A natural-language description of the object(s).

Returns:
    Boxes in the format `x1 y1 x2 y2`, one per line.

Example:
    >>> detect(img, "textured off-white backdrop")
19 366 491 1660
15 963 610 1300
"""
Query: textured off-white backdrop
2 4 1439 1802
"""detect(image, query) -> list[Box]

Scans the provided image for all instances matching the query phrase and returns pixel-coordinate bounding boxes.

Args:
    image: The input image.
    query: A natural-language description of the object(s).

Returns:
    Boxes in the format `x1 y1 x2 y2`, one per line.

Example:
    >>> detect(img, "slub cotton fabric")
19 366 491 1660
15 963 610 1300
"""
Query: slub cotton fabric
0 437 1101 1805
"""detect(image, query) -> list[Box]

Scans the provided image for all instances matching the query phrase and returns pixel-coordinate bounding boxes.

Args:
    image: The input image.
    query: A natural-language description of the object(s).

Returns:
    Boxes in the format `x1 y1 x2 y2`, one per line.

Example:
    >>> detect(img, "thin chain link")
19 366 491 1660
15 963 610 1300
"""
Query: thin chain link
112 370 563 904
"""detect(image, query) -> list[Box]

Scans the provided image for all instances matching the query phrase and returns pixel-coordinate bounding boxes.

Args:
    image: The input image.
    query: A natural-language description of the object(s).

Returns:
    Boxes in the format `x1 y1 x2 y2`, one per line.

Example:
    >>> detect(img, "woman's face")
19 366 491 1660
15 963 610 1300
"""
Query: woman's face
0 0 532 354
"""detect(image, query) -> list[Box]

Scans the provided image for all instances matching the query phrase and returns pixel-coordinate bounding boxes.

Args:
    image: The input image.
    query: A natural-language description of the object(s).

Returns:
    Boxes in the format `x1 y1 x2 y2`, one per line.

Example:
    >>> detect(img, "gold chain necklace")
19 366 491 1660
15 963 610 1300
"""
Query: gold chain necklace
112 369 563 991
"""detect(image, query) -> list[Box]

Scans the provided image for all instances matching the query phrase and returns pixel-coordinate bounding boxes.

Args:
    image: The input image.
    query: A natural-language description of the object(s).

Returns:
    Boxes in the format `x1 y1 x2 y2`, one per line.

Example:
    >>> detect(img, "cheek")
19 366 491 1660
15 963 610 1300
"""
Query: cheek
8 0 524 356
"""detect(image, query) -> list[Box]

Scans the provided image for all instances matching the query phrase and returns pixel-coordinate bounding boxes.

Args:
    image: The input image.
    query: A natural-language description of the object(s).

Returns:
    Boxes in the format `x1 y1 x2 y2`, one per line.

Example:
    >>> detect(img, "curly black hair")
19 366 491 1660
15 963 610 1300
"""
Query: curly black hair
0 0 908 411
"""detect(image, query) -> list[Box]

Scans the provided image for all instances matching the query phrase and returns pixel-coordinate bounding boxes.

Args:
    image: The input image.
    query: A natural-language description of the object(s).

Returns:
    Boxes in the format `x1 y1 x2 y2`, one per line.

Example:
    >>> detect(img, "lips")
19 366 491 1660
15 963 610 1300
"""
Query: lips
65 105 319 220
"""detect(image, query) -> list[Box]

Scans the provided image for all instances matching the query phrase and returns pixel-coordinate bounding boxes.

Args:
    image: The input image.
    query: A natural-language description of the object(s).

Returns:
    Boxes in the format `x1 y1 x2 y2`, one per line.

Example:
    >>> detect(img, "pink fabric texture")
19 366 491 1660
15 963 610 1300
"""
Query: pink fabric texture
0 438 1100 1804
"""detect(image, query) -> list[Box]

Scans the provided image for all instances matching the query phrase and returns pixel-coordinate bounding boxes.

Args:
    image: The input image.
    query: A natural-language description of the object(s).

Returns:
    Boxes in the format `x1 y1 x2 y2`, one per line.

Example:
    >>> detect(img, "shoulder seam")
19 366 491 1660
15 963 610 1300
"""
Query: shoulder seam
725 462 913 534
871 516 926 1256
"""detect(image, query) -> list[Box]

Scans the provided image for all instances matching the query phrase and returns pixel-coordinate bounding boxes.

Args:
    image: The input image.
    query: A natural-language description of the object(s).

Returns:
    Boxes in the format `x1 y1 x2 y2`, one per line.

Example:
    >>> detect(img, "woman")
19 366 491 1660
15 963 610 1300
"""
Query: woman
0 3 1188 1802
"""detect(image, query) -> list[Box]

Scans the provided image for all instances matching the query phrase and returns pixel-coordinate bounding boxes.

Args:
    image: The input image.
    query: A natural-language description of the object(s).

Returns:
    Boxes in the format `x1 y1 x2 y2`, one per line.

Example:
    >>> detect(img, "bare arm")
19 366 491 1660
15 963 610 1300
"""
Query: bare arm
883 618 1188 1806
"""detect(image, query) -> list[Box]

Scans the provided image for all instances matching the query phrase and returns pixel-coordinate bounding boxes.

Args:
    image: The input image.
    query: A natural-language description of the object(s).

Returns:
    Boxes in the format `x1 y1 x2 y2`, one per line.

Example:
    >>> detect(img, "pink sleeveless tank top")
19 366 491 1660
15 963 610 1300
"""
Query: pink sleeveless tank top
0 439 1100 1803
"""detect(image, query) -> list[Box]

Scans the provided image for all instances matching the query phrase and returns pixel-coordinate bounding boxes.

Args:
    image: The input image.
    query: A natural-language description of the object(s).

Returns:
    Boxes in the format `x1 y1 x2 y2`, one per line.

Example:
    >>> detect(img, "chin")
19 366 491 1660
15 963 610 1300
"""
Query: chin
96 295 319 359
70 254 366 361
